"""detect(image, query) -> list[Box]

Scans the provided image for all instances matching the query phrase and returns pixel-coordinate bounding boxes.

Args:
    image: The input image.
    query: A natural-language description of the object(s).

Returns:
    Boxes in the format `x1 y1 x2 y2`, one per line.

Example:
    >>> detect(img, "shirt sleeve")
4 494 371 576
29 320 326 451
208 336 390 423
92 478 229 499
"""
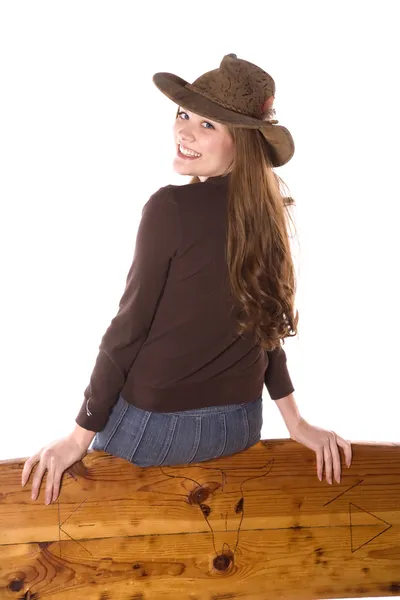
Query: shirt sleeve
75 185 179 432
264 345 295 400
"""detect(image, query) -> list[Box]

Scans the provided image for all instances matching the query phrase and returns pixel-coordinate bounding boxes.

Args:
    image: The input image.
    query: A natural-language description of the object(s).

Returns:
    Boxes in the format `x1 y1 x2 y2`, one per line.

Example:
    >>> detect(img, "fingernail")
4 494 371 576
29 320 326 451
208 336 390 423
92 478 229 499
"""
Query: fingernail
31 493 35 500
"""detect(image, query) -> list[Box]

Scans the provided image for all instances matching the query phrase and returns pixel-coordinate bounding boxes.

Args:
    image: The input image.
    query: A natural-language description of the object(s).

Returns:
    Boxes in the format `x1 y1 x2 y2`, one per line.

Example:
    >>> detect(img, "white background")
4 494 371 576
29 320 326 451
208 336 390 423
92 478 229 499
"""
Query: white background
1 5 398 467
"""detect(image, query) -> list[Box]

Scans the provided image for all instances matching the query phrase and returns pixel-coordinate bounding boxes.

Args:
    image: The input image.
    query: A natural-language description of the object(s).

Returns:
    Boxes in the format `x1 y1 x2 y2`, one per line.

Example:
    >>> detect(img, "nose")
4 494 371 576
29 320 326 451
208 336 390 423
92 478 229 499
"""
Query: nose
177 124 195 143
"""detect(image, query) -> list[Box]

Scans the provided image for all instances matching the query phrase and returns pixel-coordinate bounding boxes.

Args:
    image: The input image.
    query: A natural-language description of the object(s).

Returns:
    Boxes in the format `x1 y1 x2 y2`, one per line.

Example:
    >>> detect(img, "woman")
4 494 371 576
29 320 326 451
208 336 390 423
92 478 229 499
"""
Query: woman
21 54 352 505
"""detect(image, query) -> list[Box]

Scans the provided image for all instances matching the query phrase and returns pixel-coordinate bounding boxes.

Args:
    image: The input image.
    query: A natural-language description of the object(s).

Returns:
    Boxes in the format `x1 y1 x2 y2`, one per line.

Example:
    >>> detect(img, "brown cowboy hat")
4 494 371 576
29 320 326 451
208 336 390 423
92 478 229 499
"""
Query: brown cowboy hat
153 53 295 168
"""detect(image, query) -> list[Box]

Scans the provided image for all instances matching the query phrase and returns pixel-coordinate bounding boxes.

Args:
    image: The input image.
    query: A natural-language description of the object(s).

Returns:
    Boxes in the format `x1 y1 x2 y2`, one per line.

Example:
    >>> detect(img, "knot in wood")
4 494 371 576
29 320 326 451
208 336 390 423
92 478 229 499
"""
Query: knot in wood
213 554 231 571
8 578 24 592
200 503 211 517
189 485 210 505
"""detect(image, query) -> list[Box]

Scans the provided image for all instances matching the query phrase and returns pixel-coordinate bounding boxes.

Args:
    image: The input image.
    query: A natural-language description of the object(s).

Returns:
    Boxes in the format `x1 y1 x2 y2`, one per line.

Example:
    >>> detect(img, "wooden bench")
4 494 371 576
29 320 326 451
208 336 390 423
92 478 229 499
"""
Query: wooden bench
1 438 399 599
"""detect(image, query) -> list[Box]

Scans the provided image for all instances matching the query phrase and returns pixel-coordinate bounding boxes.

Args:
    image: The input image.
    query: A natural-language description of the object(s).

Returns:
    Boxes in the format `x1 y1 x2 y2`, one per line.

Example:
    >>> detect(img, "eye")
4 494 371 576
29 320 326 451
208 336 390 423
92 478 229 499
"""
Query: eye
235 498 244 513
200 503 211 517
177 111 214 129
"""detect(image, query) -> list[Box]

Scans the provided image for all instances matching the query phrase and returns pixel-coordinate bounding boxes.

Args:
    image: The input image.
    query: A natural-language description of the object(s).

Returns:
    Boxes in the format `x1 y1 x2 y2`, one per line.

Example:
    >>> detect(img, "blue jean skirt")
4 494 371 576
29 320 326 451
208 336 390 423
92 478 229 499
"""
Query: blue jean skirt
90 393 263 467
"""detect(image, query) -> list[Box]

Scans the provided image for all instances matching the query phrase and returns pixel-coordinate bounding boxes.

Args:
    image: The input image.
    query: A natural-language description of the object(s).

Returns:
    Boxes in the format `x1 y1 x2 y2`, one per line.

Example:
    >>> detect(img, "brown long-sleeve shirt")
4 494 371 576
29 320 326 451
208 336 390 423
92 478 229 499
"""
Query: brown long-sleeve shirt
75 173 295 432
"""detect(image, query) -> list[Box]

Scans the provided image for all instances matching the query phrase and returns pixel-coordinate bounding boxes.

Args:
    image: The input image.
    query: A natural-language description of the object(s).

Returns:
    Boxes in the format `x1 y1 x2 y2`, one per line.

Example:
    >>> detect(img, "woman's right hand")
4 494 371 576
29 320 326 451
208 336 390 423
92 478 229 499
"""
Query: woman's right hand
21 434 90 505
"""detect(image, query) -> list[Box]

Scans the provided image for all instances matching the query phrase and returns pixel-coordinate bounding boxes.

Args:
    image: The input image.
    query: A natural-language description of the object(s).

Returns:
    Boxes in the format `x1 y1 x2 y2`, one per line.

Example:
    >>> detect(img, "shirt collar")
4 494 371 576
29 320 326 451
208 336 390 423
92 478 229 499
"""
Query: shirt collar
201 172 231 185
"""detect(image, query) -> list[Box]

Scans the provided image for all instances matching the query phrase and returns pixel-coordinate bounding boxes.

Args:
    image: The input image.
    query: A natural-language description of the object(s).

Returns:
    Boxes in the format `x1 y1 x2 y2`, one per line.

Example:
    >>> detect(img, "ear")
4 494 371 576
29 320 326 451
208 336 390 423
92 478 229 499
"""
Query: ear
205 458 276 490
239 459 275 492
156 465 226 502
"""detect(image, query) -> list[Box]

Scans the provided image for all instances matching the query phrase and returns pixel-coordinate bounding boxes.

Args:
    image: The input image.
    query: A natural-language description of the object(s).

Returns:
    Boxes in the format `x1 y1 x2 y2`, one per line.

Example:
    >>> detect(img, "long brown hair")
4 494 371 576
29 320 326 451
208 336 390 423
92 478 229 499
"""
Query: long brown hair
179 111 299 352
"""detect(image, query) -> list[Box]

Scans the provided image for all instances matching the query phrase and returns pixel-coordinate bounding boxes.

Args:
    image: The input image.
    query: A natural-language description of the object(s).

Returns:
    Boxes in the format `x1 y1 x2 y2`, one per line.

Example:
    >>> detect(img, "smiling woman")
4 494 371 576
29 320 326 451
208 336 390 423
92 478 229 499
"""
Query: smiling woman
173 107 235 181
21 53 352 507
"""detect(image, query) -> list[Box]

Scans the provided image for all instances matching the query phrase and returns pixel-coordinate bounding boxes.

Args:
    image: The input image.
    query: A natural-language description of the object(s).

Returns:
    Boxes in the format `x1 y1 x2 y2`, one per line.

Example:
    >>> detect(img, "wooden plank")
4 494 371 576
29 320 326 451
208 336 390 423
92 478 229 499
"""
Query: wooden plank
0 439 399 600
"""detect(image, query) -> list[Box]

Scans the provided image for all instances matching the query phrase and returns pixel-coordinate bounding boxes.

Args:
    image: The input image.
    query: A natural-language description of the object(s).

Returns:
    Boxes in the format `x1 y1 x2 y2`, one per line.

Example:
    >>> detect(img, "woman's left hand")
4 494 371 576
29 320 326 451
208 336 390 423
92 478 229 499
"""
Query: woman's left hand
289 417 352 484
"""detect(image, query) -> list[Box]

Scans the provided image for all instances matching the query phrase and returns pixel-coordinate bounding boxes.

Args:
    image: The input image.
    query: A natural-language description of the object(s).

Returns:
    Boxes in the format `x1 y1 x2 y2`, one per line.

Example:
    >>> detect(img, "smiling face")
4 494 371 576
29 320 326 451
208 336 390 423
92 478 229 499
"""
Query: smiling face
172 106 235 182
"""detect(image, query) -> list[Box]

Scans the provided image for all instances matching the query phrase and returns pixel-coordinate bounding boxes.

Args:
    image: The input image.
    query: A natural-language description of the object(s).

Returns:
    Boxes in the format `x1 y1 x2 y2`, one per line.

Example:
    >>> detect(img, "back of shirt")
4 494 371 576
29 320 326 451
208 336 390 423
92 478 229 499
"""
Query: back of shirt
75 173 294 432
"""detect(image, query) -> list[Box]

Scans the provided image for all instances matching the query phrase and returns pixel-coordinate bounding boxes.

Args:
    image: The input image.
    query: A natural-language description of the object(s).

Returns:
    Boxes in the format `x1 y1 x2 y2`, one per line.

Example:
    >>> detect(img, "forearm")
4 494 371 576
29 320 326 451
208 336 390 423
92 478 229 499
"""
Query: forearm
70 423 96 451
274 392 302 435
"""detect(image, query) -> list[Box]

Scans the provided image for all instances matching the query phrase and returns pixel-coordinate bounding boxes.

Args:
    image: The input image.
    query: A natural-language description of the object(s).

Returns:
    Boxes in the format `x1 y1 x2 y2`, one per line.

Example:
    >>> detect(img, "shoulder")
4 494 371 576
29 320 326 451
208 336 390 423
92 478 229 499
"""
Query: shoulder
147 184 175 203
147 180 202 207
140 185 180 237
138 186 181 250
141 185 176 217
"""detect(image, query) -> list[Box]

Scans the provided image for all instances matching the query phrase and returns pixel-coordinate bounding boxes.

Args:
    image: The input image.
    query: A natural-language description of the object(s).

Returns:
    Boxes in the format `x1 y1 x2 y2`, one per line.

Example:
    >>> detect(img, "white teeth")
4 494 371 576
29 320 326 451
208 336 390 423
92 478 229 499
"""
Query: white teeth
179 144 201 157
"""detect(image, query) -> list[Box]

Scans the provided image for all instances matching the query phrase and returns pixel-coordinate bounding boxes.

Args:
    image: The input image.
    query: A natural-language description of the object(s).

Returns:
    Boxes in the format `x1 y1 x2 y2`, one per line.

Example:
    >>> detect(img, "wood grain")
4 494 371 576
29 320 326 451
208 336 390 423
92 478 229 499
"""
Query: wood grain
0 438 399 599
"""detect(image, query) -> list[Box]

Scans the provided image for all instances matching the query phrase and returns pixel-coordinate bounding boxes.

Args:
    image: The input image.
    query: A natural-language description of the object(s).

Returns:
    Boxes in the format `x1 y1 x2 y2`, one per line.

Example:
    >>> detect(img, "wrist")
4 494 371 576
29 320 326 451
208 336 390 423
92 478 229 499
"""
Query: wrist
287 415 306 438
70 423 96 451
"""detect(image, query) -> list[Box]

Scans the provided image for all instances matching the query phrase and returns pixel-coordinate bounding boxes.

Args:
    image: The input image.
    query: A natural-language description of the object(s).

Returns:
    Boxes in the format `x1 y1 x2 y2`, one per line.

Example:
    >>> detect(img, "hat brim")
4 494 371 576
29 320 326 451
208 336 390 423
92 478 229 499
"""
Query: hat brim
153 72 294 167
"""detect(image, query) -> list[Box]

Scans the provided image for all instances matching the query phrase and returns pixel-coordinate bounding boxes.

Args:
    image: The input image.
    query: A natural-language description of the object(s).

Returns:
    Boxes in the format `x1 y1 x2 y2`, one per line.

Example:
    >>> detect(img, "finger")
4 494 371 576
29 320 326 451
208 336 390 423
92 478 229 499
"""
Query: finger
52 471 62 503
335 435 352 467
346 441 353 467
316 448 324 481
45 457 56 505
329 435 342 483
31 461 48 501
323 443 333 484
21 453 40 486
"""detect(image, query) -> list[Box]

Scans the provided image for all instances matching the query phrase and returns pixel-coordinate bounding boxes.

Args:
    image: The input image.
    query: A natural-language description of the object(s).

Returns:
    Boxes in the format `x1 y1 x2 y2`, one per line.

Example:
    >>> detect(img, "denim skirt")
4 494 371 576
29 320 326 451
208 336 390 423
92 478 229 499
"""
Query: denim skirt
90 393 263 467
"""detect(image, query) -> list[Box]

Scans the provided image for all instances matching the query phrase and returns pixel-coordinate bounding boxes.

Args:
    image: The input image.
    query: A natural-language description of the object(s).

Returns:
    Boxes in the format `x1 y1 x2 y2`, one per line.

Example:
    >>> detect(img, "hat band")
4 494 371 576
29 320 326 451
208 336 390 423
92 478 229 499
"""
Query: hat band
185 83 255 118
185 82 279 124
